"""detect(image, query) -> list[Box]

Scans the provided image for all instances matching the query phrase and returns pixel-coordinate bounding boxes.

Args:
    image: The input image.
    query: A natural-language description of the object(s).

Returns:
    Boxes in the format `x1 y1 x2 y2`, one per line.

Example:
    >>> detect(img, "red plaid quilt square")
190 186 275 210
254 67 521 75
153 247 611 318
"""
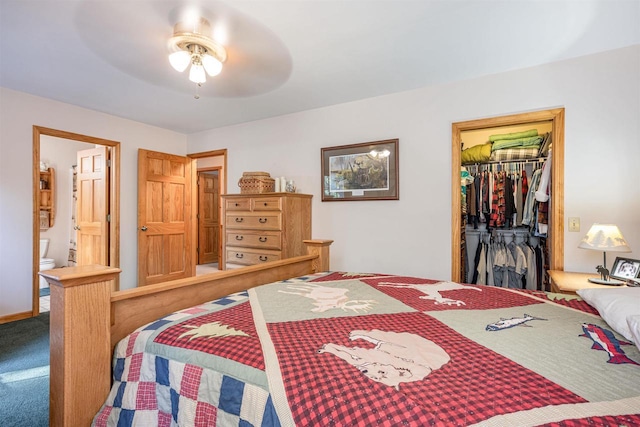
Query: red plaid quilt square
195 401 217 425
125 331 140 357
153 301 265 369
362 276 543 311
135 382 157 410
158 411 172 427
268 311 584 426
180 365 203 401
127 352 143 382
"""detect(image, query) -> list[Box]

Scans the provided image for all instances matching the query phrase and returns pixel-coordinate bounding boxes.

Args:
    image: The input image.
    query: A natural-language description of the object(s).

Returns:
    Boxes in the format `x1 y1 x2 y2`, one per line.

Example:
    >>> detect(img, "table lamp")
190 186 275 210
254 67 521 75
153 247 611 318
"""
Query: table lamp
578 223 631 284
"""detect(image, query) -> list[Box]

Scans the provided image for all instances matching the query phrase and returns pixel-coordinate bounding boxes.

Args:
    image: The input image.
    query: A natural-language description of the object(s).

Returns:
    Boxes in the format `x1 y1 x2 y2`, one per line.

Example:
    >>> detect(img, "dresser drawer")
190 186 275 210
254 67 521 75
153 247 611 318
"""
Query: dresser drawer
226 230 282 250
225 213 282 230
251 197 282 211
225 198 251 211
226 248 282 266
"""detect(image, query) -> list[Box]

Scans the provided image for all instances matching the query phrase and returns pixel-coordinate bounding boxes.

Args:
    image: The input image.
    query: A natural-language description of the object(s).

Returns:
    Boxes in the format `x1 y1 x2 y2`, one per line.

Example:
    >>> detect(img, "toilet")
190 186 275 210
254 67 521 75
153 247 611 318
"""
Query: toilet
39 238 56 289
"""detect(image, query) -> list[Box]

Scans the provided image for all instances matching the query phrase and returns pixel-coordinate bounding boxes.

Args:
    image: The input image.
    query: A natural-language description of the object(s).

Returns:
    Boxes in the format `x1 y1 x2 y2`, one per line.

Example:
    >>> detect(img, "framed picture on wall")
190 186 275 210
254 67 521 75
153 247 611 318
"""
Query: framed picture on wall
321 139 399 201
610 257 640 281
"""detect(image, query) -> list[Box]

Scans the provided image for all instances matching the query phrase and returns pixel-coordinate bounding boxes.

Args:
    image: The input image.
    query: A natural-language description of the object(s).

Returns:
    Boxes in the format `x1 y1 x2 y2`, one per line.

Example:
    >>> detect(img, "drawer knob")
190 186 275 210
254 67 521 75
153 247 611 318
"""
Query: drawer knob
235 203 239 206
235 253 244 259
263 202 268 206
259 218 267 223
235 217 244 223
235 235 244 241
259 256 268 262
259 236 267 242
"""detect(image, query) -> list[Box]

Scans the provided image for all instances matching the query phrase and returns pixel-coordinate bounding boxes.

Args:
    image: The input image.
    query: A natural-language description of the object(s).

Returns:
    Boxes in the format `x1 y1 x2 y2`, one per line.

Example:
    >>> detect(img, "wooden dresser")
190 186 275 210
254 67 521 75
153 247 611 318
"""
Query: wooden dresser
221 193 312 269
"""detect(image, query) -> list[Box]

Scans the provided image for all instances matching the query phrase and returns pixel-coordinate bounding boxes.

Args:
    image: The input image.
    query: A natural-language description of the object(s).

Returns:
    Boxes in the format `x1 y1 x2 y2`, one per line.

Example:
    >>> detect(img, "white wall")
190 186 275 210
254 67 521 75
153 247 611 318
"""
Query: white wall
188 45 640 278
1 46 638 319
0 88 187 317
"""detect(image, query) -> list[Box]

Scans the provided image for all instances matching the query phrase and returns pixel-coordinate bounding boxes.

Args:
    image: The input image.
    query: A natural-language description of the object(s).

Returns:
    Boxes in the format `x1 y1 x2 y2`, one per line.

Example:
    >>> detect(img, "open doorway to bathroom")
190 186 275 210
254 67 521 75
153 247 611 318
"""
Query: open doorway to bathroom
33 127 120 315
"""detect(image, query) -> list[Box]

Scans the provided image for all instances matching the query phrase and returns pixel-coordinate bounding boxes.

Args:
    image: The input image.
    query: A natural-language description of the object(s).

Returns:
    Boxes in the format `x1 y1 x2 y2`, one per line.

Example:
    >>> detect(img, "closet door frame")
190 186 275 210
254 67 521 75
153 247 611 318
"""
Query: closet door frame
450 108 565 282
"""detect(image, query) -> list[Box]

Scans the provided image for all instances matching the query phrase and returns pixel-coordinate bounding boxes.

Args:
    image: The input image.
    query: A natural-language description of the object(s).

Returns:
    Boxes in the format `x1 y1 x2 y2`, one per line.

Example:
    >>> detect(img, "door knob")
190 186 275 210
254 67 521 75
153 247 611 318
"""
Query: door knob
140 226 148 231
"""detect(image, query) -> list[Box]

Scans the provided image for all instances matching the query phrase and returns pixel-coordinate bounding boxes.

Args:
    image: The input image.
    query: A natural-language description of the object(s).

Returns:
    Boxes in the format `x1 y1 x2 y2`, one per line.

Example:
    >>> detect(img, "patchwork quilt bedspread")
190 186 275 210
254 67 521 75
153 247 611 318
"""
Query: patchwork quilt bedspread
93 272 640 426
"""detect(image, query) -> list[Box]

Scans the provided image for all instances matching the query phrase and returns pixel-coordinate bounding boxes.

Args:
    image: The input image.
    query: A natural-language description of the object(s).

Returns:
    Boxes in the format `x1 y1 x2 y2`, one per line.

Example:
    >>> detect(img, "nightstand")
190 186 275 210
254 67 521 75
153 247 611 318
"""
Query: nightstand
548 270 626 294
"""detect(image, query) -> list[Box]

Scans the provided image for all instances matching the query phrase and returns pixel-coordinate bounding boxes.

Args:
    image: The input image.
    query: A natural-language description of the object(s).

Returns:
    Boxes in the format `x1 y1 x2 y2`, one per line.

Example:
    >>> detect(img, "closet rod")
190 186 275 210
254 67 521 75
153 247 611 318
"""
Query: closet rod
465 229 531 235
464 156 546 167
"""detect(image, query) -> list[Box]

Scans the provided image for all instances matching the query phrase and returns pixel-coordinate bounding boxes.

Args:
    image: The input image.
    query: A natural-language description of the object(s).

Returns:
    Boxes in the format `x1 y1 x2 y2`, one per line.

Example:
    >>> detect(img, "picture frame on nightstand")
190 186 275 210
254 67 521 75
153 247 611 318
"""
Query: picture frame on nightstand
610 257 640 281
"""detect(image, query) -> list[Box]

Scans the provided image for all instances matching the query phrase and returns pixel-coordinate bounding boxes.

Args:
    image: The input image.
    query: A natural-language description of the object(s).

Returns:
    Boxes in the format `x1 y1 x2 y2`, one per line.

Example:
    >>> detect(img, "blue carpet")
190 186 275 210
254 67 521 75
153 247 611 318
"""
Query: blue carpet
0 312 49 426
39 287 50 297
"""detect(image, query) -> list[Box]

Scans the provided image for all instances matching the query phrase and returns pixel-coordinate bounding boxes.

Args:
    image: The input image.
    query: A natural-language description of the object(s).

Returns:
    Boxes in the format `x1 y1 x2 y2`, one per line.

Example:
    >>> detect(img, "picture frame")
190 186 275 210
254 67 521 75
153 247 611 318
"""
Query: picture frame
610 257 640 281
321 139 399 201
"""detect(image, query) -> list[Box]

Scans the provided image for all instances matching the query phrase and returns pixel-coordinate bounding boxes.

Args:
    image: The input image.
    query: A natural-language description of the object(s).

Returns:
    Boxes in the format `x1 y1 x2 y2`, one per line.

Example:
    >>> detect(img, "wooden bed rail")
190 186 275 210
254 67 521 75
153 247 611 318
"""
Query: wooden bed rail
41 239 332 427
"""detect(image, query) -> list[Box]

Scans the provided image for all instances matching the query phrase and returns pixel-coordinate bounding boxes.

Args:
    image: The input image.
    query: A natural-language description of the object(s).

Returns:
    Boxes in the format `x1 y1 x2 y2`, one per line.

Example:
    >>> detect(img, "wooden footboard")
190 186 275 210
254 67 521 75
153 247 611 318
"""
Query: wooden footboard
41 239 332 427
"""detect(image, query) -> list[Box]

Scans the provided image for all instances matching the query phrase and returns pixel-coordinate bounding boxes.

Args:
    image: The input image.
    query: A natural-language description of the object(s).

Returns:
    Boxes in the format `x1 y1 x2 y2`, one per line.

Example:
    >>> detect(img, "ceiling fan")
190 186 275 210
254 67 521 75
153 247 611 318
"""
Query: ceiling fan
74 1 292 99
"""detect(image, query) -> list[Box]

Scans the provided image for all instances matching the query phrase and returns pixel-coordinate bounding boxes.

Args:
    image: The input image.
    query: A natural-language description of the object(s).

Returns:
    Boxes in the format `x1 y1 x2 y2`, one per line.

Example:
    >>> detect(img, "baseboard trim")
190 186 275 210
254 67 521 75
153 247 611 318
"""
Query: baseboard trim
0 310 33 324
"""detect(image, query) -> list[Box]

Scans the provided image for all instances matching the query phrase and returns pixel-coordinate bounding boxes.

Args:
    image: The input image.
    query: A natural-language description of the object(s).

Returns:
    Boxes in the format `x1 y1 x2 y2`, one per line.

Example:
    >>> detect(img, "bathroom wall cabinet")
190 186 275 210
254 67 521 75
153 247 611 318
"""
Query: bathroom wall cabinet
39 167 55 228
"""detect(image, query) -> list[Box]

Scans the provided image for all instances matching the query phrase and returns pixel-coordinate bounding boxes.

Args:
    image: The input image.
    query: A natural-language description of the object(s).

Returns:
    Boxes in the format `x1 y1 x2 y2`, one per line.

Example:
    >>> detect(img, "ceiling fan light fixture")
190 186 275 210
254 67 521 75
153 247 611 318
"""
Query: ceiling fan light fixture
202 54 222 77
168 16 227 88
189 63 206 84
169 50 191 72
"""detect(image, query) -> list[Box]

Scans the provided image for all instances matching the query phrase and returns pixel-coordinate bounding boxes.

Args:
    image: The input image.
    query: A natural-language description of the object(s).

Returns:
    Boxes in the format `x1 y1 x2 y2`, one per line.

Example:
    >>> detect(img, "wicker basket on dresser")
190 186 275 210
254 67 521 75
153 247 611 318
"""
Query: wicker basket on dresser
221 193 312 269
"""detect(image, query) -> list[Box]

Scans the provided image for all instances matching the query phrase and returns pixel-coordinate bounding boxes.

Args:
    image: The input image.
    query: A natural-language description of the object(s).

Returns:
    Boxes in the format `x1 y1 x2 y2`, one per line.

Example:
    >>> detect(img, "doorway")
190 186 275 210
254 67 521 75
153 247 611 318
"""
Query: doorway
33 126 120 316
450 108 565 282
188 149 227 275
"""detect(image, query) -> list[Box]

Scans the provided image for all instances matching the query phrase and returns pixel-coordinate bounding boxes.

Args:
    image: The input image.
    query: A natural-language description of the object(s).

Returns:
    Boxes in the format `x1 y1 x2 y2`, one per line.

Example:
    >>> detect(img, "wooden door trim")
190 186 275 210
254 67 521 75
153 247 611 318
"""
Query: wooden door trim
187 149 228 195
33 126 121 316
450 108 565 282
188 150 227 268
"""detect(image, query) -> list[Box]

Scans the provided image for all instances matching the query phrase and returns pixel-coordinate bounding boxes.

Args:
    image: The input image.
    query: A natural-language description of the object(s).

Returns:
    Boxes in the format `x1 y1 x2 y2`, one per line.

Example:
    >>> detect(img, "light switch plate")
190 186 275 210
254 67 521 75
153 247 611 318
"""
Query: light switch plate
568 217 580 232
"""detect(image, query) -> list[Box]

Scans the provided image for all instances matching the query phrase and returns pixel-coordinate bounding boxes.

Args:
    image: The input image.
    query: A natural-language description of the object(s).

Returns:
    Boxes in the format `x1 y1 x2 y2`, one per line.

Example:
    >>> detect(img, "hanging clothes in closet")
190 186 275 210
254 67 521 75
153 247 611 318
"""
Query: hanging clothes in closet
468 230 544 290
465 160 544 232
462 156 551 290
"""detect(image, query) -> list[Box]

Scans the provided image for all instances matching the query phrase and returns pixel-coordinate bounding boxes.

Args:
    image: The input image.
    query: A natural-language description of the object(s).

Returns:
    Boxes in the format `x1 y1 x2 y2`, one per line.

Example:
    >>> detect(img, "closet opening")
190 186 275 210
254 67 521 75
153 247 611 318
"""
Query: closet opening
450 108 565 287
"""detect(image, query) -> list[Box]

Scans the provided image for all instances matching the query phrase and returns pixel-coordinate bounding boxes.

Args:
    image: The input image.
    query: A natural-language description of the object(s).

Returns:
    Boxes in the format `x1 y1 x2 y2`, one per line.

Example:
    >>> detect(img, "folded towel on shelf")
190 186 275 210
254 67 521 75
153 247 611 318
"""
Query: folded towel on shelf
488 129 538 142
491 135 544 151
490 146 541 162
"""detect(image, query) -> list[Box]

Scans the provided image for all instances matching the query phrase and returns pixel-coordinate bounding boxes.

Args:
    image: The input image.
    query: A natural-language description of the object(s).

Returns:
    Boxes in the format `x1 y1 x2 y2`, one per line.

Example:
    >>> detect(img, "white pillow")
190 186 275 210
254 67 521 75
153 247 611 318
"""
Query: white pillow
576 287 640 343
627 315 640 352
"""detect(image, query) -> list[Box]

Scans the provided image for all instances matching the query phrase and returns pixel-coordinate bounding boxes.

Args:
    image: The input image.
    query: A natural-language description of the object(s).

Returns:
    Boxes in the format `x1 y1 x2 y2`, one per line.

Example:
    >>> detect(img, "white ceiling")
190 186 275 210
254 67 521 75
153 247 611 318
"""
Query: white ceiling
1 1 638 134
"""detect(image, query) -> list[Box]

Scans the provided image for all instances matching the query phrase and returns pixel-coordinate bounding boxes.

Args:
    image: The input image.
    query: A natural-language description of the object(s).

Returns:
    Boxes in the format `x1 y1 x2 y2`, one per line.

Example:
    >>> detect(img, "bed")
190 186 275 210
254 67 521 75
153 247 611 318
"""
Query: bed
42 240 640 426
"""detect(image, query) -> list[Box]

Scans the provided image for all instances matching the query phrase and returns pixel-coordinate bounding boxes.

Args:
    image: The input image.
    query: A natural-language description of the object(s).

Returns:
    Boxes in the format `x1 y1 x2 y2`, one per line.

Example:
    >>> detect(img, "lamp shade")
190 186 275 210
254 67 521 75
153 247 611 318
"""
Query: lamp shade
202 54 222 76
169 51 191 72
578 224 631 252
189 64 206 84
